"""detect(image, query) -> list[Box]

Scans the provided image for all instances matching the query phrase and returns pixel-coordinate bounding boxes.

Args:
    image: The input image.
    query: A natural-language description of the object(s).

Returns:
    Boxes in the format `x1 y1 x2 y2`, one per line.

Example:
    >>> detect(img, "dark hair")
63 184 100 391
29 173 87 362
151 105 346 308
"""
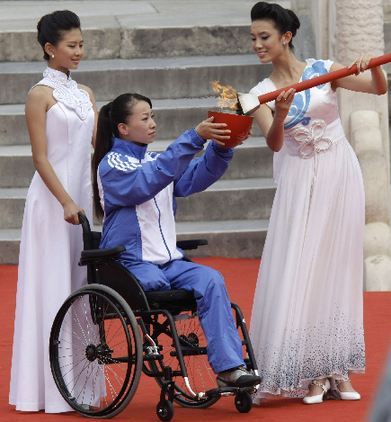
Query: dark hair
37 10 81 60
92 93 153 217
251 2 300 49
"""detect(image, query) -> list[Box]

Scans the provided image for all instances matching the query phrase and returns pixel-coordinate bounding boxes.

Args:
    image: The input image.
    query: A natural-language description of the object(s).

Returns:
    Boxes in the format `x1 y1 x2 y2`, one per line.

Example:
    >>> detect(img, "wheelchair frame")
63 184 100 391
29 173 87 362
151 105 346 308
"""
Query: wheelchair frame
49 214 259 421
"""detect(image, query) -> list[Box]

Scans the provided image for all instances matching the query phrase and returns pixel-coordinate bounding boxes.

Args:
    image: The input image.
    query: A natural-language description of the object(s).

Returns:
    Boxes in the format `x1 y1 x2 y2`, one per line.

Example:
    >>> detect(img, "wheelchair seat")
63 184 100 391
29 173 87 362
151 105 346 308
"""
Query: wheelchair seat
145 289 196 311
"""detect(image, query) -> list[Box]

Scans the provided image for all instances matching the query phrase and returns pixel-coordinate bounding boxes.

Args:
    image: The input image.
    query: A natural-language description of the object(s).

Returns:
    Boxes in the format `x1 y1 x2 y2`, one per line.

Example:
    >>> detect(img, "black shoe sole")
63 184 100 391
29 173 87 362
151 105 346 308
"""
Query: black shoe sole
217 375 261 388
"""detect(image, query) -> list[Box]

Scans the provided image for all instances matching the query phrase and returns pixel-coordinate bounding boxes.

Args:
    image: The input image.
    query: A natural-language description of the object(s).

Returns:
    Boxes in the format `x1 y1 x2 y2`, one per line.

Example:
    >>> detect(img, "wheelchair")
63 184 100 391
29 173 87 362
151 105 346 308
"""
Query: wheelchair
49 214 259 421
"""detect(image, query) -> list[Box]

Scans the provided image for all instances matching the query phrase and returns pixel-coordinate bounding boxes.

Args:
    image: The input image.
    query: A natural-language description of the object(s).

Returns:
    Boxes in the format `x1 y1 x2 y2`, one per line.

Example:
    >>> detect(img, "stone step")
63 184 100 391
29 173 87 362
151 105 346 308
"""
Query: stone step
0 218 267 264
175 178 275 222
0 1 293 62
0 229 19 264
0 145 33 188
1 23 255 62
0 55 269 104
0 137 273 188
0 188 26 229
0 177 275 229
0 97 261 146
177 219 267 259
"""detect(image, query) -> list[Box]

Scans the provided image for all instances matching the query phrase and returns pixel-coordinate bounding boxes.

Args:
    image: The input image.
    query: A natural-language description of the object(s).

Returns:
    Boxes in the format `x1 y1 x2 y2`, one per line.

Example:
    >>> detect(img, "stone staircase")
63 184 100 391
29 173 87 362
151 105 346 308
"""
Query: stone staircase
0 0 308 263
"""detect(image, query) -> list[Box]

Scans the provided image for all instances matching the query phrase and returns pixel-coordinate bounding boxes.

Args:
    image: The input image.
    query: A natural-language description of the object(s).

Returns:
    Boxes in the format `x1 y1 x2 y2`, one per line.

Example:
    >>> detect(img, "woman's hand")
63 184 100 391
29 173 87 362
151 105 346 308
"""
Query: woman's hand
274 88 296 118
195 117 231 142
349 55 371 75
63 201 84 225
331 58 387 94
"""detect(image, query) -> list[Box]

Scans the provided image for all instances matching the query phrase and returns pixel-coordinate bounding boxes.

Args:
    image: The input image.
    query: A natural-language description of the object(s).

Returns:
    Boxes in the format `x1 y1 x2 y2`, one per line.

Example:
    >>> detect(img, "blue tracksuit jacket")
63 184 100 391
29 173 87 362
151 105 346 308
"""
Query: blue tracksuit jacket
98 129 233 266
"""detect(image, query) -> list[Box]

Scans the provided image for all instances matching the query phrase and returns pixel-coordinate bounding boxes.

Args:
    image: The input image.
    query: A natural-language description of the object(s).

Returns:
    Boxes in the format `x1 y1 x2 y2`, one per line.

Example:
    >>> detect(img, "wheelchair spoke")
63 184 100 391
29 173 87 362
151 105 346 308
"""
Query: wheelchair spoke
103 361 128 387
50 286 142 417
58 355 87 372
75 361 94 404
67 359 91 395
89 364 101 406
104 319 127 346
102 365 120 402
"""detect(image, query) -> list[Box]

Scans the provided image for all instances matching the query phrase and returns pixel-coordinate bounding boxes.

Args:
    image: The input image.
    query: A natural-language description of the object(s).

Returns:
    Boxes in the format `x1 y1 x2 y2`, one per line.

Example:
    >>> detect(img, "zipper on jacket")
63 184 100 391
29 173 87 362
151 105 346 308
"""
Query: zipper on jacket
153 197 172 261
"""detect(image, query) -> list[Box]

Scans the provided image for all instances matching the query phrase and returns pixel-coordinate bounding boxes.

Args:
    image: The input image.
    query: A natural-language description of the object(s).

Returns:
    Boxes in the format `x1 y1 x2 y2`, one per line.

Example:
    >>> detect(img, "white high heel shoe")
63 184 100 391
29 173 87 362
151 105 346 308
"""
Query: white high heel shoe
333 378 361 400
303 378 330 404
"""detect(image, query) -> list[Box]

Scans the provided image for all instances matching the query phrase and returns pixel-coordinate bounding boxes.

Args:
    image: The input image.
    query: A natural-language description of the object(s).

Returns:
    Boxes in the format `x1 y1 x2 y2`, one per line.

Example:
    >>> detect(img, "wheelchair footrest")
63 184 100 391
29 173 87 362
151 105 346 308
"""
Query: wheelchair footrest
205 386 238 398
205 385 256 399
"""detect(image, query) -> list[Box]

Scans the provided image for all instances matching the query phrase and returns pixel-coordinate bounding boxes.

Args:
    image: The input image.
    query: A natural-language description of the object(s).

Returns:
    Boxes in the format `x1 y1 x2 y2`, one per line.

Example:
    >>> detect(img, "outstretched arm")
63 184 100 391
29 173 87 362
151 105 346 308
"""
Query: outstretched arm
100 129 206 210
331 56 388 94
100 117 231 210
174 141 234 197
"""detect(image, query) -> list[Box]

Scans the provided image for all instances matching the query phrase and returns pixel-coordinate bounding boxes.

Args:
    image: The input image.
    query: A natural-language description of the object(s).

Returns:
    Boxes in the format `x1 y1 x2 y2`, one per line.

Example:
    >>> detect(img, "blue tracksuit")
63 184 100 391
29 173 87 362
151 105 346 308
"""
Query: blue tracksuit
98 129 244 372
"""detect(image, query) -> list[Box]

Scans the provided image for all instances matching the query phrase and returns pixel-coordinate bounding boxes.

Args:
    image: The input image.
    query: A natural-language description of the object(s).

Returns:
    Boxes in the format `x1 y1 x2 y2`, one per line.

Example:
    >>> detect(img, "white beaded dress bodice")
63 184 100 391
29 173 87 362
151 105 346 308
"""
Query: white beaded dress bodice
36 67 92 120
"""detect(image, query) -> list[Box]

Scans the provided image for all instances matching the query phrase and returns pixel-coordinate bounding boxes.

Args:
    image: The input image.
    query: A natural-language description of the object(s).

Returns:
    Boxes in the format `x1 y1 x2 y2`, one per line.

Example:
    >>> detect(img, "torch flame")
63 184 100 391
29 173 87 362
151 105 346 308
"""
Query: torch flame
211 81 239 112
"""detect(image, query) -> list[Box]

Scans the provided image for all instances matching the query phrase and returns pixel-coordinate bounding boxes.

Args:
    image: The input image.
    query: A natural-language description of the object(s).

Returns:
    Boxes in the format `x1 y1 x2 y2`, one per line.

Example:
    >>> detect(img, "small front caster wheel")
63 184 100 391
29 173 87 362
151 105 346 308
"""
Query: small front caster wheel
156 400 174 421
235 391 252 413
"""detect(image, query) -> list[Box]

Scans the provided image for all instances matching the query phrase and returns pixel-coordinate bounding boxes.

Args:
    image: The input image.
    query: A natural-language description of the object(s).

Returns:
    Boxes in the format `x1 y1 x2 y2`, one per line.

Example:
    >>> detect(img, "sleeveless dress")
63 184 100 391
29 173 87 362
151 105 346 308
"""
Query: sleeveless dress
9 67 94 412
249 59 365 399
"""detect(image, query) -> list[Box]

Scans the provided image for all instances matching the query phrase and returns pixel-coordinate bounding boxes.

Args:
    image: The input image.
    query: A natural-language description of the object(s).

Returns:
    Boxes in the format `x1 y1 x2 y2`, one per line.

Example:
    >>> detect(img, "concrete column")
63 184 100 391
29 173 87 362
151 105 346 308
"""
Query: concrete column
311 0 334 59
333 0 391 290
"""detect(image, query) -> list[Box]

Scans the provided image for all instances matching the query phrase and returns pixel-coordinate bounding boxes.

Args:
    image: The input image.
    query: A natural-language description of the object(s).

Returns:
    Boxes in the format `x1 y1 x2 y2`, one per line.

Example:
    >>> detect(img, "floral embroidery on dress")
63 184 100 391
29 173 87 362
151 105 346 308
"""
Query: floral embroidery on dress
38 67 92 120
288 119 333 159
284 89 311 129
284 60 329 130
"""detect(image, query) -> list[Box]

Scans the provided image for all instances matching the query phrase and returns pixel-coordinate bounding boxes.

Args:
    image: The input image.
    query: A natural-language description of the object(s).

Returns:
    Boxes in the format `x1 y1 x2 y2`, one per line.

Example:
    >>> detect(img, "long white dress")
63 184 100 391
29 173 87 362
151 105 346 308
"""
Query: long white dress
250 59 365 399
9 67 94 412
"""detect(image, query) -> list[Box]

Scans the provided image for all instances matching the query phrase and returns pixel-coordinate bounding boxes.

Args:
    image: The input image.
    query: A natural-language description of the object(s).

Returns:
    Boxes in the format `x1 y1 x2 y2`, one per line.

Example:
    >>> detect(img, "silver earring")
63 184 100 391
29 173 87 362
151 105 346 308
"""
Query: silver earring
51 54 54 58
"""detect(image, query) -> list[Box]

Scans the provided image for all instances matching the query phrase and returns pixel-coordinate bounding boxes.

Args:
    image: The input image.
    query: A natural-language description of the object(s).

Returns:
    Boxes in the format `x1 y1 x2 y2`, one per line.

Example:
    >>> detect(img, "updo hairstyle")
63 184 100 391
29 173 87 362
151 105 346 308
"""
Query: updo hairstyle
37 10 81 60
251 2 300 49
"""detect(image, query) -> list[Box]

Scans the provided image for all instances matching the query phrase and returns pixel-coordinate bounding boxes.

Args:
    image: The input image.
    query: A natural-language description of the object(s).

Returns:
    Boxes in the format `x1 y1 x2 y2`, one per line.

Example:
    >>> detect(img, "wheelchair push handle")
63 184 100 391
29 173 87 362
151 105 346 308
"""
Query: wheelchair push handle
77 211 90 230
77 212 93 250
77 212 125 260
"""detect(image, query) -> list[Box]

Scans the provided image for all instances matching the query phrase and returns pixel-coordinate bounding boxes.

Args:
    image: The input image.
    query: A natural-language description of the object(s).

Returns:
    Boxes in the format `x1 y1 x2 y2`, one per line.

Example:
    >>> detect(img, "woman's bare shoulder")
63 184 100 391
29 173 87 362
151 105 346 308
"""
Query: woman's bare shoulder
27 84 53 101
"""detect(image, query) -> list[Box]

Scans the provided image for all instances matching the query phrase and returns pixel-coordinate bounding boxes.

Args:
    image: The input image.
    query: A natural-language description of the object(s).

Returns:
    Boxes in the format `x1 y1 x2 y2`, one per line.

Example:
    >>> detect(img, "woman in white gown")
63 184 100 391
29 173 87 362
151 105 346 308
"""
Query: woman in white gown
9 10 96 412
248 2 387 404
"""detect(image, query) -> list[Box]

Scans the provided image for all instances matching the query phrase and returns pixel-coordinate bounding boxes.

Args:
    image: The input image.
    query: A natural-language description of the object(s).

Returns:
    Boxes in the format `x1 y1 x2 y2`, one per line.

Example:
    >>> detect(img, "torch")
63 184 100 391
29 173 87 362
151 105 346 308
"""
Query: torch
208 81 254 148
238 53 391 115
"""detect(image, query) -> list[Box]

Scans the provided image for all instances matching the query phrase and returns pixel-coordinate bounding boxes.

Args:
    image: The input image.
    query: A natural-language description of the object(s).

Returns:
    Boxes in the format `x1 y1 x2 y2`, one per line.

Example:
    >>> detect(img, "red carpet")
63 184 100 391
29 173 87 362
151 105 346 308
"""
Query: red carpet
1 259 390 422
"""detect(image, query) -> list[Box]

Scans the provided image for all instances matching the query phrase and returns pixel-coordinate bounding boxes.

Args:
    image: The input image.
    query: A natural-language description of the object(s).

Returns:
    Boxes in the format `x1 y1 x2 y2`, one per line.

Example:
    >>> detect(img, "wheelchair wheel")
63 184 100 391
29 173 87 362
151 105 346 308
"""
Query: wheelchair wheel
149 311 220 408
234 391 252 413
50 284 143 418
156 400 174 421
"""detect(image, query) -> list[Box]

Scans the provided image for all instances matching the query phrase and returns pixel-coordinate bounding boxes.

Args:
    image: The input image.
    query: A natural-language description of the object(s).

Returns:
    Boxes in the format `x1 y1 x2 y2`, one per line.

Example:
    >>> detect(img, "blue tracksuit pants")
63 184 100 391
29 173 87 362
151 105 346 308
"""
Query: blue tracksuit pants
123 258 244 373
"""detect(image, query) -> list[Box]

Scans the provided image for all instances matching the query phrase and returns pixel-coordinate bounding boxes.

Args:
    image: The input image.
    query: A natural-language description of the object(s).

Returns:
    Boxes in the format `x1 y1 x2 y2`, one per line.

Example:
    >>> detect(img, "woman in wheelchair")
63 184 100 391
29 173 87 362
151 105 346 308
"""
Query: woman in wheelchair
92 92 260 390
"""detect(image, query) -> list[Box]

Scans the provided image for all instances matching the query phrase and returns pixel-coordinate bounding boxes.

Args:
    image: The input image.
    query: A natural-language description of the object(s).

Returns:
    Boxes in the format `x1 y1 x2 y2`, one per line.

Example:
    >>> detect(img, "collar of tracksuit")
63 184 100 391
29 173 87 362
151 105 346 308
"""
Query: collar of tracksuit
112 137 147 160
